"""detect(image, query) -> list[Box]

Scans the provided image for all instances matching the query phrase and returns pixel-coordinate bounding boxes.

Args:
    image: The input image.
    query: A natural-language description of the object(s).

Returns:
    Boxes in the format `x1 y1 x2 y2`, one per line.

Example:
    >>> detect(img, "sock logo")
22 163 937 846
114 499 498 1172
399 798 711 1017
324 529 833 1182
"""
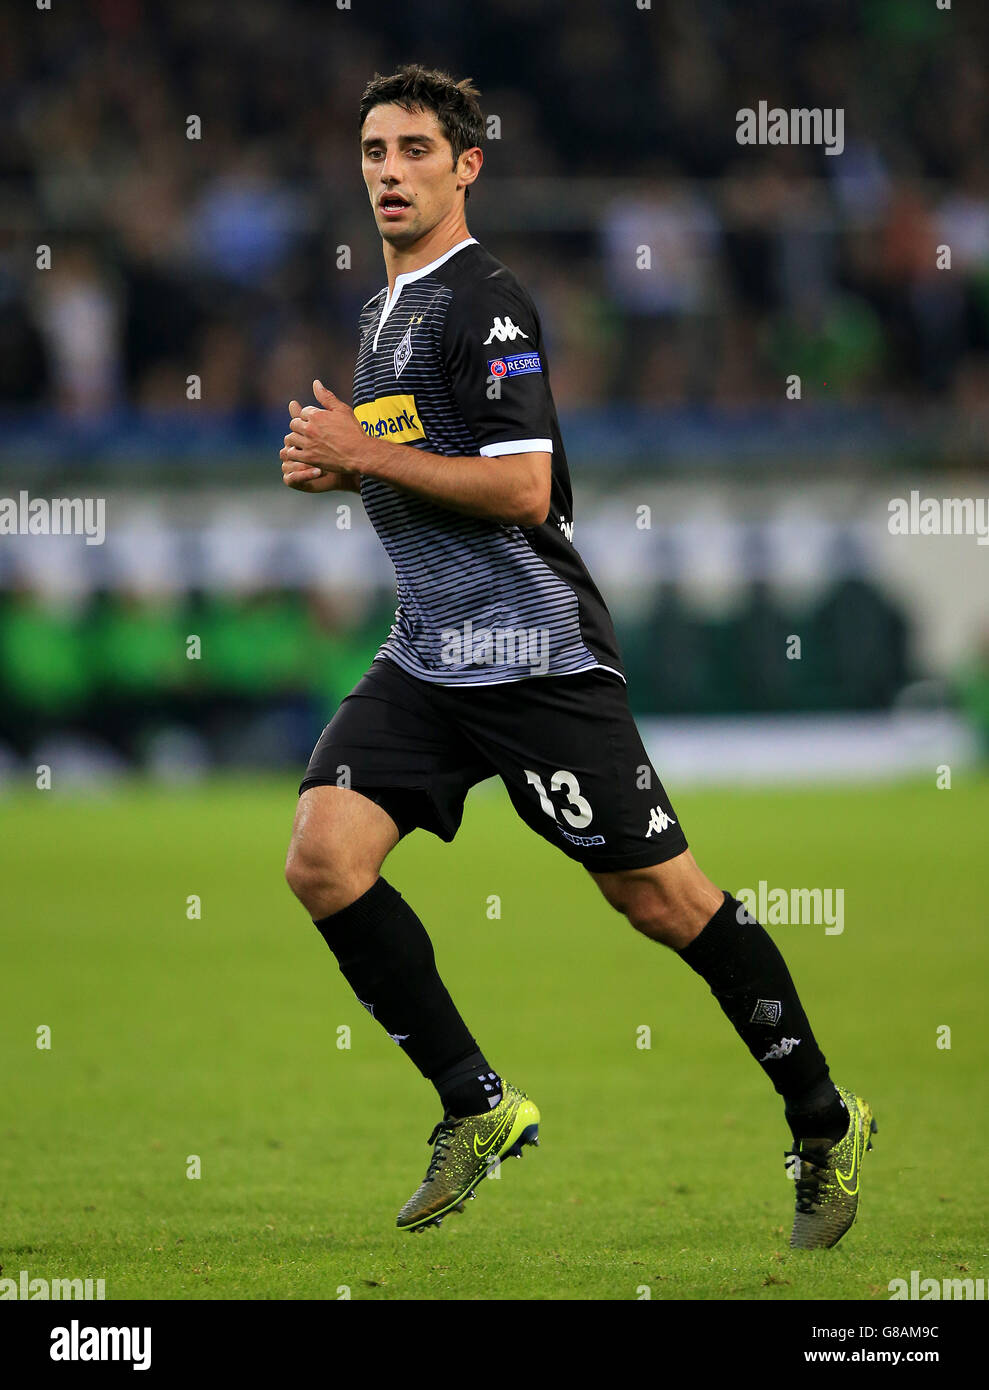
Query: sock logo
750 999 782 1026
481 1072 503 1109
355 994 409 1044
760 1037 801 1062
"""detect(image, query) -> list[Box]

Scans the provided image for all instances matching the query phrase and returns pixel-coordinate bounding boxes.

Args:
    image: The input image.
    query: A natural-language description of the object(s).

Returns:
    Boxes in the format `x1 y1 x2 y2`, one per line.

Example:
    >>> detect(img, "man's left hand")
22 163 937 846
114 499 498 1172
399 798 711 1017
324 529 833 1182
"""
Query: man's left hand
280 380 368 475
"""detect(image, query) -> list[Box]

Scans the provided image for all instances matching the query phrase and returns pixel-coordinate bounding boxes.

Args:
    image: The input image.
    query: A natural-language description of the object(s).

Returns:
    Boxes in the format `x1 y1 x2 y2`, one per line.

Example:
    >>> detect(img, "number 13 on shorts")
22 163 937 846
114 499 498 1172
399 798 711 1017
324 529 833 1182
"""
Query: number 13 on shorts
524 768 593 829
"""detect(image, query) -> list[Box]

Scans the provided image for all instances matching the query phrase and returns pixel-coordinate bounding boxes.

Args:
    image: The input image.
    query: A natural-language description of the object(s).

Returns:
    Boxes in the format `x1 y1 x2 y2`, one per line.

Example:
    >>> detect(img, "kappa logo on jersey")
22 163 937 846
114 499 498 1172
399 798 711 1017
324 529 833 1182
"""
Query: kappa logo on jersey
483 316 530 345
750 999 782 1026
487 352 543 379
393 325 413 378
760 1037 801 1062
353 394 426 443
645 806 677 837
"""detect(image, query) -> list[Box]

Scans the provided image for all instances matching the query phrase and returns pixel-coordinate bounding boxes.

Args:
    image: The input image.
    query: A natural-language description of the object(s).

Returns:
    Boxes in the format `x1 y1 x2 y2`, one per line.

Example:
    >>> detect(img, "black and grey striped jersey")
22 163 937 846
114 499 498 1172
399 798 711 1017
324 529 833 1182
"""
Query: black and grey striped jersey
353 236 624 686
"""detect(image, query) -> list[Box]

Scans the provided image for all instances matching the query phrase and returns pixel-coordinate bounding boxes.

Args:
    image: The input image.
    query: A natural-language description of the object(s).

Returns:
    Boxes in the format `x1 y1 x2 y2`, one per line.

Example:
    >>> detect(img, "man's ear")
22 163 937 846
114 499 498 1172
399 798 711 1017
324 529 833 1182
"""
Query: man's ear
457 145 483 196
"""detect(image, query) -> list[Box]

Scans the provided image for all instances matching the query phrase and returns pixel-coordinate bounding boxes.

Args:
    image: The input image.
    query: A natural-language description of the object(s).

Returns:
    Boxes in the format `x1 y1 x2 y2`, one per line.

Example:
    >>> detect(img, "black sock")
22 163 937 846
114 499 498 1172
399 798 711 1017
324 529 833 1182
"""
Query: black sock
677 891 842 1135
784 1076 849 1144
314 877 500 1117
431 1051 503 1118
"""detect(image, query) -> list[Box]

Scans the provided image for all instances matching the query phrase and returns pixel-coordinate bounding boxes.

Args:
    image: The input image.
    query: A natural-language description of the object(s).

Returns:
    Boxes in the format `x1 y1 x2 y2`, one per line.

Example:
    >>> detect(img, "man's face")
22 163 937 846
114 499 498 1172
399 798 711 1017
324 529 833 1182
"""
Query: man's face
361 103 475 247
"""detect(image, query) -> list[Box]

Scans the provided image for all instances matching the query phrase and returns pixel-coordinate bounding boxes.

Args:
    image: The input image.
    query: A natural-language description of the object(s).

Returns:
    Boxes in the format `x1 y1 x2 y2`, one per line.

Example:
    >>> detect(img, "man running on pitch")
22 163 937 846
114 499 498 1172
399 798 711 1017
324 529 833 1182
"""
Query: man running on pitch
279 63 875 1245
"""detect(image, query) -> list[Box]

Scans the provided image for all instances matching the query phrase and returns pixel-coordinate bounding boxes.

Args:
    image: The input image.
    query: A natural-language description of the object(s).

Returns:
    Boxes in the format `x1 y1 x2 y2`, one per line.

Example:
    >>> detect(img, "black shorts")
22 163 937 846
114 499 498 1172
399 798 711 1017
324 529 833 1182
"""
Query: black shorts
299 658 688 873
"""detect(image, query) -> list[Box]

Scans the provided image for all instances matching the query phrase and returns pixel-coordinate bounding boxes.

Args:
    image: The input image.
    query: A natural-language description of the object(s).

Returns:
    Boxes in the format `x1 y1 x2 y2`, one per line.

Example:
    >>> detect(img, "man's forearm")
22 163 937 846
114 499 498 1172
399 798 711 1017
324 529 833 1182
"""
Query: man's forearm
354 436 549 527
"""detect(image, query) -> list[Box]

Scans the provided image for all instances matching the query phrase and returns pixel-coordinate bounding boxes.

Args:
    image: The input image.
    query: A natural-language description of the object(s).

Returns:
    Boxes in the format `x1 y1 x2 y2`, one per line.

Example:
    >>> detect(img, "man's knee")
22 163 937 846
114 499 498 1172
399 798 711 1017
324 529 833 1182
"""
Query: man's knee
609 880 699 948
284 786 398 919
284 839 364 917
591 853 725 949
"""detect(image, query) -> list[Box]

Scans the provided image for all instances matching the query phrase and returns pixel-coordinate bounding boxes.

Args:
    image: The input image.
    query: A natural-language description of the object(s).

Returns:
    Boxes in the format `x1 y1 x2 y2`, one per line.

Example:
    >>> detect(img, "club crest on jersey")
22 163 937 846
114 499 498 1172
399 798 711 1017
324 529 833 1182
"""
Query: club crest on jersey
394 325 413 379
487 352 543 379
483 316 530 345
353 393 426 443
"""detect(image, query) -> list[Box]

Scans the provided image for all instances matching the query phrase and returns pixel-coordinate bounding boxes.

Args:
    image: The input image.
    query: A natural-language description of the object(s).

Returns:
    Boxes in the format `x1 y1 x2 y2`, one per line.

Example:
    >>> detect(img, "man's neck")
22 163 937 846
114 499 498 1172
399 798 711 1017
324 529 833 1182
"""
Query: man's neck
382 218 472 295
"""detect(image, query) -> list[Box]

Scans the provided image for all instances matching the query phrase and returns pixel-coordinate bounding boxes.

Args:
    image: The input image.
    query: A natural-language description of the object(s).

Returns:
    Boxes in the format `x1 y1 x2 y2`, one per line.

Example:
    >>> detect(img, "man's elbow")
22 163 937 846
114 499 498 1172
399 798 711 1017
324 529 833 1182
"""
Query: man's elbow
511 456 552 527
510 490 550 528
512 490 550 527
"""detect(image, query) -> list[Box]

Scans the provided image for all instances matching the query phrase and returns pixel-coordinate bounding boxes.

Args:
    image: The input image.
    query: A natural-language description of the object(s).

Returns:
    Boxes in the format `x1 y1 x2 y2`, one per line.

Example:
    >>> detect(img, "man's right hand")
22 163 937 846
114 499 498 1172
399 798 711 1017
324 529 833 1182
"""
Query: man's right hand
280 400 360 493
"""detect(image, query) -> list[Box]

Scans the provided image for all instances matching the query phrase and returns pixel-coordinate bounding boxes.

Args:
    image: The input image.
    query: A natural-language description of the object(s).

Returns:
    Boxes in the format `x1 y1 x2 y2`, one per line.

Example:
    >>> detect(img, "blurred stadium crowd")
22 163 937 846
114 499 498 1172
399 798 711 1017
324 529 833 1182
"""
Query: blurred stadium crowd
1 0 986 773
2 0 988 414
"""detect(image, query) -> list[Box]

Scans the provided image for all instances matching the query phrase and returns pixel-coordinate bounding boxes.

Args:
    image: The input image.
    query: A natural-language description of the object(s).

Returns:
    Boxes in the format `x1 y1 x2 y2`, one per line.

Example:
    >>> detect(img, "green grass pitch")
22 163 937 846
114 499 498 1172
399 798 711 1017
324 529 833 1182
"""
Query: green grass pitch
2 774 985 1300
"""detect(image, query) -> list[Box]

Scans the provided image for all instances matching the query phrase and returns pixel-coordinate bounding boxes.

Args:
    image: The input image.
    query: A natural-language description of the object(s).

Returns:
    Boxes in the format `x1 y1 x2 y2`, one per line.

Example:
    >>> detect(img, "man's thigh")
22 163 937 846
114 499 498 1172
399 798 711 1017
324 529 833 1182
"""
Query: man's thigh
446 668 689 872
299 658 495 841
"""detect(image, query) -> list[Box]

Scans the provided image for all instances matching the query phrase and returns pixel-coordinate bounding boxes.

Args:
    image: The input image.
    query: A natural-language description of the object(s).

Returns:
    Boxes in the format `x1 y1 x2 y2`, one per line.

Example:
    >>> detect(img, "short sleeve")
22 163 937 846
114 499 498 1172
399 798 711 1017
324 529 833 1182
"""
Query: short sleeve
442 277 553 457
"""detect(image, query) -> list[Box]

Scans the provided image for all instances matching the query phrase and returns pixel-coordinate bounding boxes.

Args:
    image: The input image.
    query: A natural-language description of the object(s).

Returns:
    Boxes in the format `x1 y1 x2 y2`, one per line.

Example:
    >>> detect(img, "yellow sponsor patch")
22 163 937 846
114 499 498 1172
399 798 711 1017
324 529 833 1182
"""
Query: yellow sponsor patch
353 394 425 442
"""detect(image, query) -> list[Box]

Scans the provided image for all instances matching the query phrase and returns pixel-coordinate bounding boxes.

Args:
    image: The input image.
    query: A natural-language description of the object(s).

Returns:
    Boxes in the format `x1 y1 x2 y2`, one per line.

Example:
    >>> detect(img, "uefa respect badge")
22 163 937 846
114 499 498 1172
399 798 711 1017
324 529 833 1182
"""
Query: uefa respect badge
487 352 543 378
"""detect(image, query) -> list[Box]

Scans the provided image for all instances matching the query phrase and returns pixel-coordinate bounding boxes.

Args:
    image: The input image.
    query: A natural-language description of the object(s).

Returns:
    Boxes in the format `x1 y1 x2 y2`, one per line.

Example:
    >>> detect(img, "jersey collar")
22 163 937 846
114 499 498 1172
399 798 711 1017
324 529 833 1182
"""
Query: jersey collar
374 237 478 350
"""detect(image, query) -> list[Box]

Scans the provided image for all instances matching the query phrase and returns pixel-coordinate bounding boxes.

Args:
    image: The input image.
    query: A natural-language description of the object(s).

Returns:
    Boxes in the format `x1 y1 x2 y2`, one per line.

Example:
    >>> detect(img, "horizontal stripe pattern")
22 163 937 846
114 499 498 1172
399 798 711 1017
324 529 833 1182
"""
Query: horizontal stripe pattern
353 248 612 685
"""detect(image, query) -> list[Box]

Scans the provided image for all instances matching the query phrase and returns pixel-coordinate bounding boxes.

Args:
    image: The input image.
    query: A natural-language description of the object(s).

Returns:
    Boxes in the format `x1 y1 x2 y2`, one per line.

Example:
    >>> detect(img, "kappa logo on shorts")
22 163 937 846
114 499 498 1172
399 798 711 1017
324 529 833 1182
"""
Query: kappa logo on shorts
750 999 782 1026
558 828 606 847
645 806 677 837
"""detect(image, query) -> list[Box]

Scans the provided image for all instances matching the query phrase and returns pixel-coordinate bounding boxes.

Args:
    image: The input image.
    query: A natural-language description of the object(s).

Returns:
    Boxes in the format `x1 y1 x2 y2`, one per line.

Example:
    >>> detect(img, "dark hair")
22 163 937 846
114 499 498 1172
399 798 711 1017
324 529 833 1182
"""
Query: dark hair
359 63 484 200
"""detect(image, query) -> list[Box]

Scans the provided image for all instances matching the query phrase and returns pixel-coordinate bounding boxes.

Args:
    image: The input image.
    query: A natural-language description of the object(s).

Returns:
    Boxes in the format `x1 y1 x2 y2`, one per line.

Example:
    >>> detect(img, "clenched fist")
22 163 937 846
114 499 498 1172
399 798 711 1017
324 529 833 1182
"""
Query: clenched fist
280 380 366 492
